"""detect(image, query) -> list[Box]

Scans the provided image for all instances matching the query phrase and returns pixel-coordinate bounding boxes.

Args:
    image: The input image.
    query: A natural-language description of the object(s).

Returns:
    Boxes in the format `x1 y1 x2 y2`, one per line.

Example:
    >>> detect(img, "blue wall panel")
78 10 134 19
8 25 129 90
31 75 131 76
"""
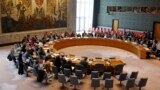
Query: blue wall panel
97 0 160 31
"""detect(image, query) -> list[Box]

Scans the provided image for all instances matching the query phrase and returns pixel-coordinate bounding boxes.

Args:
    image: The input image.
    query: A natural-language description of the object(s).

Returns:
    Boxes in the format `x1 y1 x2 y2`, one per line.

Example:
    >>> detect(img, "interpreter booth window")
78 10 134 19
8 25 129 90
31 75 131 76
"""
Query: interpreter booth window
76 0 94 33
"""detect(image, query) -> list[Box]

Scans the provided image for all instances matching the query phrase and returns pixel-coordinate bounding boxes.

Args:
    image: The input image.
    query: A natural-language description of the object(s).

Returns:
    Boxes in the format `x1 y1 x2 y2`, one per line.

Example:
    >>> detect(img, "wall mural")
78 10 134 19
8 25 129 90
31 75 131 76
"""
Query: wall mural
1 0 67 33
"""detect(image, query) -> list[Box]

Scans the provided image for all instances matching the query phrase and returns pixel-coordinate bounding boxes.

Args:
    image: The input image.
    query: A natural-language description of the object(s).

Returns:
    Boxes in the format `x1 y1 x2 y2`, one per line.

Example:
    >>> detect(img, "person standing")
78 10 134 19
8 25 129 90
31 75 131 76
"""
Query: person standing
54 56 62 72
18 53 24 75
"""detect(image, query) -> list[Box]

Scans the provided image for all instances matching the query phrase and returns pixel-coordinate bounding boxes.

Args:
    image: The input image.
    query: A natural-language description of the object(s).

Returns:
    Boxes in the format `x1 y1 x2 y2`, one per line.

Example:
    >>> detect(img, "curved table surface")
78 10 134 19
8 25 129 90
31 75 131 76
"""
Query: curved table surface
52 38 147 59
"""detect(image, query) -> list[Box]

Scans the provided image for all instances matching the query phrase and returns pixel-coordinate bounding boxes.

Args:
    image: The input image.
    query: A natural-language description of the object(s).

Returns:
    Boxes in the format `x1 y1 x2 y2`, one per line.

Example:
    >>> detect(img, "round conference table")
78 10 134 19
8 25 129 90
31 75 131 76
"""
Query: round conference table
52 38 147 59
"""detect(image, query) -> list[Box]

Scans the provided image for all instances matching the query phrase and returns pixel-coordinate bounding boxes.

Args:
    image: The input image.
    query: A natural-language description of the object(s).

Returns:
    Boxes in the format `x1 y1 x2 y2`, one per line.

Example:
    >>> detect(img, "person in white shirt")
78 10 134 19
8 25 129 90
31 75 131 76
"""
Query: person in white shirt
156 41 160 50
38 41 43 47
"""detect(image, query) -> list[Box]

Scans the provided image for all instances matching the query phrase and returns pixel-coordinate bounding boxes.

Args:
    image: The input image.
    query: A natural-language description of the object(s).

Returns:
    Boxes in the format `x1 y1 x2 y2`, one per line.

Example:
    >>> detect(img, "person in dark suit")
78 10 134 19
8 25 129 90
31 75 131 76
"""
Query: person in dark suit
82 31 87 37
151 40 158 52
45 49 52 59
79 57 90 74
80 57 89 69
54 56 62 72
63 60 73 74
61 55 67 69
63 60 72 70
21 43 26 53
18 53 24 75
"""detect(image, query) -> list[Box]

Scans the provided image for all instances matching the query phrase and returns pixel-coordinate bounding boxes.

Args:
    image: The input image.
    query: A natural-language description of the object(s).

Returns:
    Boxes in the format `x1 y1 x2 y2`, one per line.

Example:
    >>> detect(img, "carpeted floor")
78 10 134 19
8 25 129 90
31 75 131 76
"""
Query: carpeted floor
0 45 160 90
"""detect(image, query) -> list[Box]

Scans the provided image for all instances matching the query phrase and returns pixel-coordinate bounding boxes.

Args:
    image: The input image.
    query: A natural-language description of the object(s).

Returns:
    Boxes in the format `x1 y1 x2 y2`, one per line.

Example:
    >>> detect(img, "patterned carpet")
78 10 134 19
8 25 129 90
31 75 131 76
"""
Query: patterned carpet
0 45 160 90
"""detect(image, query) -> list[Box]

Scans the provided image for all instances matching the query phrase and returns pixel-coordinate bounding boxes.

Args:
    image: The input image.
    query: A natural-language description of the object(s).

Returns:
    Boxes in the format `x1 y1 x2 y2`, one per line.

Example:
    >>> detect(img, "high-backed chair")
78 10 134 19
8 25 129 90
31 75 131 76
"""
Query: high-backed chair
70 75 80 90
127 71 138 79
63 68 72 77
113 64 125 75
105 79 113 90
75 64 86 74
122 78 135 90
75 69 85 79
94 64 105 74
103 72 111 80
135 77 148 90
91 71 99 79
58 74 68 88
91 78 100 90
115 72 127 84
52 66 58 79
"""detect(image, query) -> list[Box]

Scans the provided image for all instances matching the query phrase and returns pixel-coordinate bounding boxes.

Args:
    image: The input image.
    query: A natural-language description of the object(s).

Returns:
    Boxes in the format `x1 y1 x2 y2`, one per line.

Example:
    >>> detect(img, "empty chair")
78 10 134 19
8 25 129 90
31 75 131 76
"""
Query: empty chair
122 78 135 90
103 72 111 80
135 77 148 90
91 78 100 90
70 75 80 90
113 64 125 75
105 79 113 90
58 74 68 88
91 71 99 79
63 68 72 77
75 69 85 79
94 64 105 74
115 72 127 84
127 71 138 79
52 65 58 79
44 71 53 83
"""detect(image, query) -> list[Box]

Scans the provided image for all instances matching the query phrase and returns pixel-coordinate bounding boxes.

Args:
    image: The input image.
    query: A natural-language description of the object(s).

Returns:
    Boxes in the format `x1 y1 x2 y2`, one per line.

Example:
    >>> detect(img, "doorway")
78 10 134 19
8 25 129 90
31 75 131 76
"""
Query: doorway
153 22 160 41
112 19 119 31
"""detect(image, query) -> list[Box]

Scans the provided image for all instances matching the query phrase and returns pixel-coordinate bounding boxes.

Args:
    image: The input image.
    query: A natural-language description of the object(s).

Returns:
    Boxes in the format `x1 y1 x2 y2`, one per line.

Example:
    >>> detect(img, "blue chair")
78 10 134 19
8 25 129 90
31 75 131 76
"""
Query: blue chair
75 64 86 73
70 75 80 90
135 77 148 90
113 64 125 75
115 72 127 84
91 71 99 79
91 78 100 90
122 78 135 90
63 68 72 77
93 64 105 74
75 69 85 79
103 72 111 80
127 71 138 79
105 79 113 90
58 74 68 88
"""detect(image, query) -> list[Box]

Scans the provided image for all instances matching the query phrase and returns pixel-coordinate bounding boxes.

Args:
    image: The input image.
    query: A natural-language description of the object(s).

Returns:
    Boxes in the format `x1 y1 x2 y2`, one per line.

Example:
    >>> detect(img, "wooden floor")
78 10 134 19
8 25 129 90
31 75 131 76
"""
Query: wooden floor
0 45 160 90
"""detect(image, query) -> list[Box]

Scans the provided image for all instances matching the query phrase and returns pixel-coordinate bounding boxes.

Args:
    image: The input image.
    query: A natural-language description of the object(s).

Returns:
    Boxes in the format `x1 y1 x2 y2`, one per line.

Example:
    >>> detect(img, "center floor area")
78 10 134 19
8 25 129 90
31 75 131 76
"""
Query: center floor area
0 45 160 90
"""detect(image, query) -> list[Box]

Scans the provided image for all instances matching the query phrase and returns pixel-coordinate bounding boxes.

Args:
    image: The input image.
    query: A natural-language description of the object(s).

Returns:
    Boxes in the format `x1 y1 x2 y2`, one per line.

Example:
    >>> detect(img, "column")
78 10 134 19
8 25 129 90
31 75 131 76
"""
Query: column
67 0 76 33
0 3 2 34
